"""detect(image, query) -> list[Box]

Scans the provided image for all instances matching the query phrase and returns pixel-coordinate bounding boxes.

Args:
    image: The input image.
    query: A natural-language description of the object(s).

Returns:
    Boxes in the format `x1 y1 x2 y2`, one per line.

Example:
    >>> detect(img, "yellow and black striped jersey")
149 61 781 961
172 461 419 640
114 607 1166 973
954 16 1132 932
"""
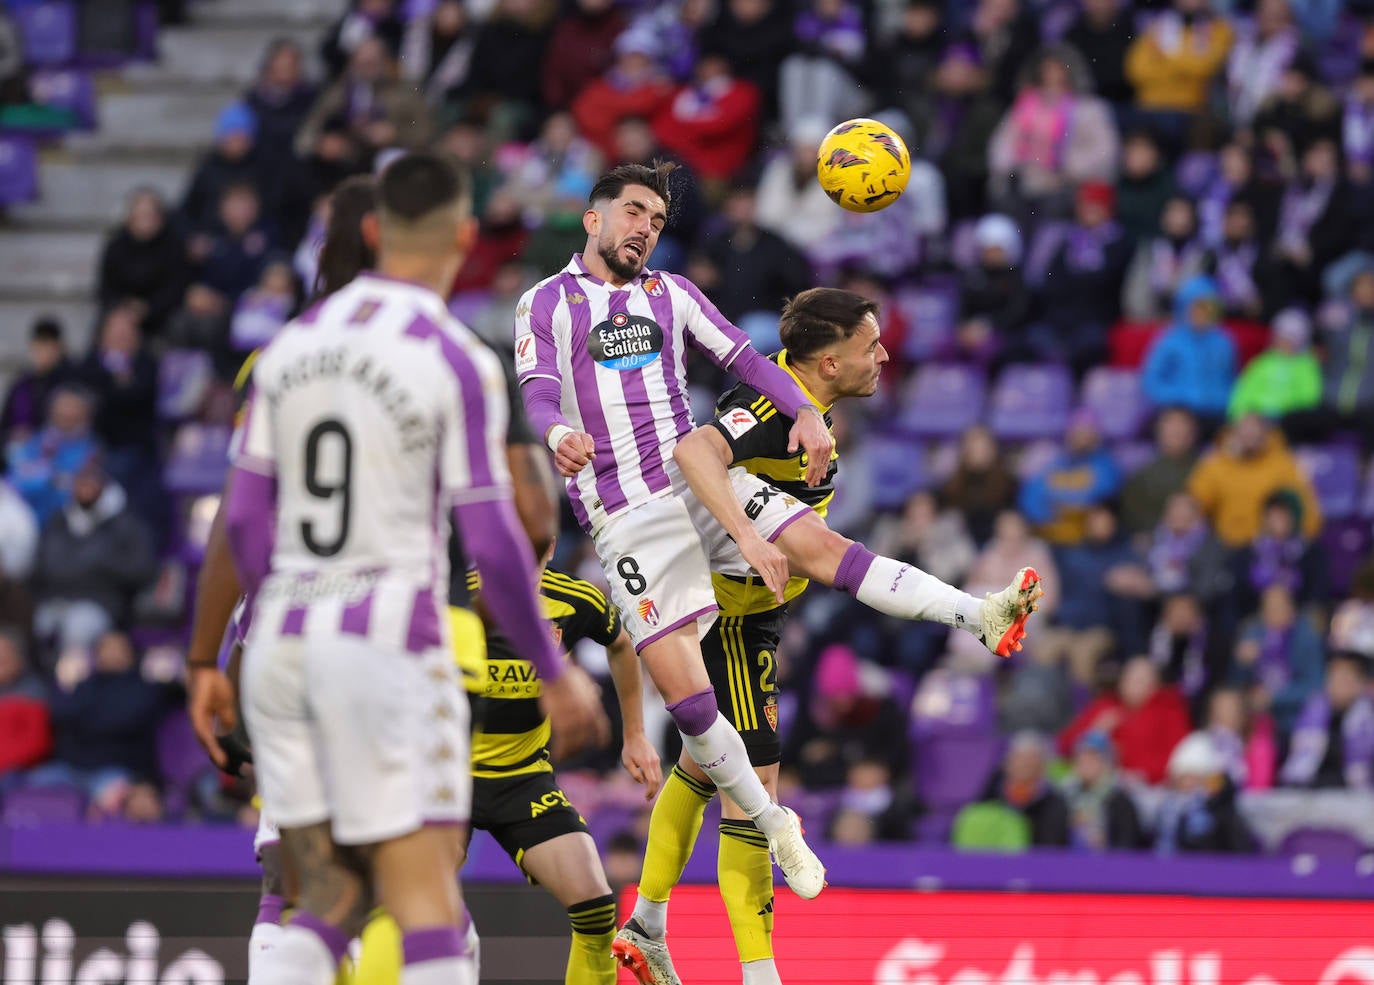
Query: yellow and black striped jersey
706 349 837 616
466 567 622 778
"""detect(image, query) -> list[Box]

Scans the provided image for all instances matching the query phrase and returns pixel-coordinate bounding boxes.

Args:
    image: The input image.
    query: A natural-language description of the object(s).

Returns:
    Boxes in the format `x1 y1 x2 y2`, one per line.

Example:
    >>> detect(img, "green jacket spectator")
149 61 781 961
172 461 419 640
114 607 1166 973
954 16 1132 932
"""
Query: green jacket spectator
1228 308 1322 420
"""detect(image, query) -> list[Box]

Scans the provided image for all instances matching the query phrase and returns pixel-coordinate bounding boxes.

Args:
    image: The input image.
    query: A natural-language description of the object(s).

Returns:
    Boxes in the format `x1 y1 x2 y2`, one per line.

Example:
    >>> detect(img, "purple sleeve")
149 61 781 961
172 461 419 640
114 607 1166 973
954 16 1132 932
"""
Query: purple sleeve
730 346 810 419
223 466 276 596
452 497 565 681
520 376 569 446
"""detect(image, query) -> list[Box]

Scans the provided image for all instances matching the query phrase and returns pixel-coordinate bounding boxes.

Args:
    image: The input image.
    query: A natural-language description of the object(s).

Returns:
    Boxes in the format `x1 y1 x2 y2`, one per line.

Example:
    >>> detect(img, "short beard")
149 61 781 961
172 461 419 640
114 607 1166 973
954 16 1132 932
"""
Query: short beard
598 237 643 281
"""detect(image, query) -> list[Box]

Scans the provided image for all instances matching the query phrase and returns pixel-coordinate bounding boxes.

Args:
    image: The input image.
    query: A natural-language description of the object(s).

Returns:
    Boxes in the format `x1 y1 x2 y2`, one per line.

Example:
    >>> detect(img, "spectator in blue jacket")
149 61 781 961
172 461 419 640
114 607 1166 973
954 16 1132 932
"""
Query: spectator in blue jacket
6 387 99 526
1142 274 1238 427
1018 409 1122 546
1232 584 1326 734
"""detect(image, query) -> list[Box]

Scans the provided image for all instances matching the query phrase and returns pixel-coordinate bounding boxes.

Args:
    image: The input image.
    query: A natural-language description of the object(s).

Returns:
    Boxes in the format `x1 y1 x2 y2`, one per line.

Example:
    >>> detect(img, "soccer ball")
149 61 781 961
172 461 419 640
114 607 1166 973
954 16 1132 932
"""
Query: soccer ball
815 118 911 213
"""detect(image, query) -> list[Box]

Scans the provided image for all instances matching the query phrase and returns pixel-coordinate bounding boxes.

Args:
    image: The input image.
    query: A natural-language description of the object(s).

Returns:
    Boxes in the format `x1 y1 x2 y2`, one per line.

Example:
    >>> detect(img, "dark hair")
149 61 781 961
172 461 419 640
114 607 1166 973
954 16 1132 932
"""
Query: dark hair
220 180 259 203
589 161 678 208
30 317 63 343
778 288 879 361
378 150 468 222
314 175 379 300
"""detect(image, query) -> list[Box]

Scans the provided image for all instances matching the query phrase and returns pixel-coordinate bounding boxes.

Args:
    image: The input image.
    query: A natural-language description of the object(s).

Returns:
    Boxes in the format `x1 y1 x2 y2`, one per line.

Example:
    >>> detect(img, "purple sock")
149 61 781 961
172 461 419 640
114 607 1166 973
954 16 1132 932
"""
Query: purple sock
256 893 285 927
402 925 467 965
666 687 717 737
834 542 877 595
290 912 350 965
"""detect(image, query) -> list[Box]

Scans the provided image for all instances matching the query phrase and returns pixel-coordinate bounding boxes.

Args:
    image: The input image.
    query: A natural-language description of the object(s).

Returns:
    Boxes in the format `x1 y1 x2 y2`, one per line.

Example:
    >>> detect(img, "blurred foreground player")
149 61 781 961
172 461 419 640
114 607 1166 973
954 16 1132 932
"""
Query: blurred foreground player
223 151 604 985
353 545 663 985
616 288 1044 985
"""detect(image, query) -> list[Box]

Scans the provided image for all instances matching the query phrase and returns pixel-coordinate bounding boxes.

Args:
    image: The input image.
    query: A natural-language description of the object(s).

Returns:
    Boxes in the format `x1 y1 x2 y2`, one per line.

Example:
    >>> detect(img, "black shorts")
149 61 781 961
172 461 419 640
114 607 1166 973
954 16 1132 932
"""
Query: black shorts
470 770 590 881
703 607 787 768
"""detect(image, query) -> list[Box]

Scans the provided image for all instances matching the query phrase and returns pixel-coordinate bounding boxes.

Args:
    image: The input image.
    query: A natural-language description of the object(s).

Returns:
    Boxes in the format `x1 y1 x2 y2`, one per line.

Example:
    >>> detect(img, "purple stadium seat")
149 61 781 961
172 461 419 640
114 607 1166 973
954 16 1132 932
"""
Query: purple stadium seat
157 710 211 820
163 423 230 496
897 364 986 438
1322 518 1374 597
28 68 96 128
948 220 978 270
987 364 1072 441
157 349 213 421
784 789 843 833
1080 367 1150 440
894 280 959 362
0 137 38 206
13 2 76 66
1296 444 1361 519
3 785 84 826
925 439 960 485
448 289 490 326
868 433 928 511
1278 826 1369 861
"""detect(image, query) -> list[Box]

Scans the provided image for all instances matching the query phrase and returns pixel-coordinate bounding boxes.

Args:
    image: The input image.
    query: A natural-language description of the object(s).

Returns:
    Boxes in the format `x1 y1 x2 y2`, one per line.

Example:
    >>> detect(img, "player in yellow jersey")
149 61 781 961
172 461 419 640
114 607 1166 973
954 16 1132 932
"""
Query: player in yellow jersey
352 547 661 985
614 288 1044 985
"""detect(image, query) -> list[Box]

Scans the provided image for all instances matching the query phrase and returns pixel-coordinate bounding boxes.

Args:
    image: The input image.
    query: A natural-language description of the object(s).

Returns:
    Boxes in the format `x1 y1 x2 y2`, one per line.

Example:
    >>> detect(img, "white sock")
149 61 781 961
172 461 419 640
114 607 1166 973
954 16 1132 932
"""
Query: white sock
632 895 668 939
743 957 783 985
252 924 338 985
402 925 476 985
679 715 787 837
465 917 480 979
402 957 476 985
247 921 283 984
844 549 983 632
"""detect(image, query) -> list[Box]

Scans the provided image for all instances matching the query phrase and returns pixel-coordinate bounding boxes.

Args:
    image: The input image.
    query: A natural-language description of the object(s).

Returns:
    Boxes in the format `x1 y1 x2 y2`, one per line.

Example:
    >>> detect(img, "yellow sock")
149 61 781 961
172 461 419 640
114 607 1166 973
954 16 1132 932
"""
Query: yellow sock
350 909 401 985
637 765 716 903
718 819 774 963
566 894 617 985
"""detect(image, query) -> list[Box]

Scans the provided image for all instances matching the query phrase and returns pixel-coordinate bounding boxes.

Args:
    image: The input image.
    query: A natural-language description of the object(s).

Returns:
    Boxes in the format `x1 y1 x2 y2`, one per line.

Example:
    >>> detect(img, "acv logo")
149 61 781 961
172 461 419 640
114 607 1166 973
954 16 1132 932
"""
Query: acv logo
873 940 1374 985
3 920 225 984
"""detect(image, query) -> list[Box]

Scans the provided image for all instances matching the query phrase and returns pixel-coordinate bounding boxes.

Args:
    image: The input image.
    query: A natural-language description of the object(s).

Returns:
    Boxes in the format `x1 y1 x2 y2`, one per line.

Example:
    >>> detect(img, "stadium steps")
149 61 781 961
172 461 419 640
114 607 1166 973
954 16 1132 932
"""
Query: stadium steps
0 0 343 381
10 158 188 228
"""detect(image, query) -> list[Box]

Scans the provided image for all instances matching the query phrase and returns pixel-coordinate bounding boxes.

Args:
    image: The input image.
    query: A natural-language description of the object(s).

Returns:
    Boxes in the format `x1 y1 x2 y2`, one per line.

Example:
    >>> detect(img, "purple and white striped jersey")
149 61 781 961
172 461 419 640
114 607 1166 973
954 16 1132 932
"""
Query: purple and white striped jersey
228 272 510 654
514 256 757 532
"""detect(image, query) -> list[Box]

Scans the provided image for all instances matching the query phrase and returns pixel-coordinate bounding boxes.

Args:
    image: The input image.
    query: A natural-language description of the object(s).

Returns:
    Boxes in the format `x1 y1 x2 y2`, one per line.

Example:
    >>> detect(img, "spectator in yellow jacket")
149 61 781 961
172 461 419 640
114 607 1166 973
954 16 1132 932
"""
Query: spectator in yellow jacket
1187 414 1321 547
1126 0 1234 113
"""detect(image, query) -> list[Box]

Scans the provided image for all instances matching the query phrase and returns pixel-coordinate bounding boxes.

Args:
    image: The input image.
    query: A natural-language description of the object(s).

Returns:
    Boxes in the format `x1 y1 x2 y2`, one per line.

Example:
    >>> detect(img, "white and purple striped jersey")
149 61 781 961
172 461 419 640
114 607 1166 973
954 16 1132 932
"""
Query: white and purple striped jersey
228 272 510 655
514 255 758 532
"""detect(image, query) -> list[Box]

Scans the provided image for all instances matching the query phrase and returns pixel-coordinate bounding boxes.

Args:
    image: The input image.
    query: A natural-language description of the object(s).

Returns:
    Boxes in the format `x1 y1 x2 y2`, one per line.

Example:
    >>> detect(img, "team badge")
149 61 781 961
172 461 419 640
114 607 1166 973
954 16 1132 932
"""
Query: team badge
550 625 563 648
764 696 778 732
637 598 661 627
644 277 665 297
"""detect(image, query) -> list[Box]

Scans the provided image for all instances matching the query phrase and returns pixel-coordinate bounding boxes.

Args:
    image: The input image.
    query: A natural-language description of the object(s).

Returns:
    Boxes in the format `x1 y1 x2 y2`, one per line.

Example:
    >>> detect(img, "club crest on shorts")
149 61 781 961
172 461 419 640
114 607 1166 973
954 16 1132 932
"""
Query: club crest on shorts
764 696 778 731
644 276 665 297
637 598 661 627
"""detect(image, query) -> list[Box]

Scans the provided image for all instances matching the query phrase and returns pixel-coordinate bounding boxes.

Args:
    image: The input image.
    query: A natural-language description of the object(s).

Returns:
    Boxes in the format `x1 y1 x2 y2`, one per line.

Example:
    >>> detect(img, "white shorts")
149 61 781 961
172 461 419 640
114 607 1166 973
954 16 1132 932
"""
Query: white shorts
242 626 470 846
595 470 813 648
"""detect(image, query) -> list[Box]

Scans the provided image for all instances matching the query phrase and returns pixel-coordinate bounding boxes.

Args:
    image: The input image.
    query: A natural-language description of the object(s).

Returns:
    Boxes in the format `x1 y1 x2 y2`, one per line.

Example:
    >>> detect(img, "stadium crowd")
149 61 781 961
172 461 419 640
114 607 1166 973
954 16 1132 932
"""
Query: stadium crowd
4 0 1374 861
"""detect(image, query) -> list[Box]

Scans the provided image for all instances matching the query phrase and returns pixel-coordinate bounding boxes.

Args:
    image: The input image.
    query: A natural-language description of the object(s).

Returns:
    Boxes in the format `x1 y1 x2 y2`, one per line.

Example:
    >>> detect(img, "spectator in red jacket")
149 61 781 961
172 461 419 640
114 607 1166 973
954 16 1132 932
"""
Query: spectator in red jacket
653 54 761 181
1059 656 1192 784
0 629 50 785
572 30 675 160
541 0 626 109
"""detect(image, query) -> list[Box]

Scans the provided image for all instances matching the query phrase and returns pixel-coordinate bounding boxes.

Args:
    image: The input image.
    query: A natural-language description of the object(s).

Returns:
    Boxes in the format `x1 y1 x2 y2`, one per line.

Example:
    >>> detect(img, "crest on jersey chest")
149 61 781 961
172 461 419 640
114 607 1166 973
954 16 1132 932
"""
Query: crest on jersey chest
588 312 663 371
643 277 665 297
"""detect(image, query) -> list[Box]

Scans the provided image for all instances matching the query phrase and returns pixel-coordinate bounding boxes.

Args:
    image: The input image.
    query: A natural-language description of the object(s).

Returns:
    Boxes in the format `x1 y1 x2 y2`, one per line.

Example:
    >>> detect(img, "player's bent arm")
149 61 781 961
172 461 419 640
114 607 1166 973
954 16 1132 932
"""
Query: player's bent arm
604 627 662 798
673 426 758 547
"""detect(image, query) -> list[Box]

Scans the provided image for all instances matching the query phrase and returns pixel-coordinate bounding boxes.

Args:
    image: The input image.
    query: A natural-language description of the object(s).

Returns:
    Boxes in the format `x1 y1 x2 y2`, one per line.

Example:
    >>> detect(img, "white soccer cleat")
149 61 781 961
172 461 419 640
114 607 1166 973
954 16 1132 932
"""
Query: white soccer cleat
768 806 826 900
980 566 1044 657
612 920 683 985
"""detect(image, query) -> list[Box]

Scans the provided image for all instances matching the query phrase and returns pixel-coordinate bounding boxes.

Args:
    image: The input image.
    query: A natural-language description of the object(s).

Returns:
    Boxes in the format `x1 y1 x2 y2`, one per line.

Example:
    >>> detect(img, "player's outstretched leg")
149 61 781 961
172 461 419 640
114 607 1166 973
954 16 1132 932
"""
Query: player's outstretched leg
518 830 620 985
646 629 825 900
774 515 1044 657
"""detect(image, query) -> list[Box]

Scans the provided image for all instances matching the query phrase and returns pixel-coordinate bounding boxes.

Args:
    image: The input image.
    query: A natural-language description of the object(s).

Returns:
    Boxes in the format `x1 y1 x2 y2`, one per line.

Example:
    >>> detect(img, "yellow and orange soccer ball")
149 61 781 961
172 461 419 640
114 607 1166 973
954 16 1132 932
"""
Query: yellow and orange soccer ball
815 117 912 213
